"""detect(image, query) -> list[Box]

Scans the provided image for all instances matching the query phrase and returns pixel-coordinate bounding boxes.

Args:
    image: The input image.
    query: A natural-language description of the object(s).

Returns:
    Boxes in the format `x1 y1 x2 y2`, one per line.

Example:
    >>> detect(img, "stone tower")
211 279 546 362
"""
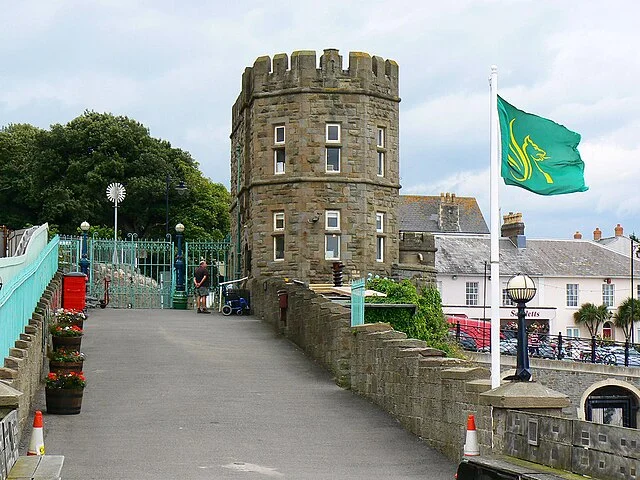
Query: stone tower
230 49 401 283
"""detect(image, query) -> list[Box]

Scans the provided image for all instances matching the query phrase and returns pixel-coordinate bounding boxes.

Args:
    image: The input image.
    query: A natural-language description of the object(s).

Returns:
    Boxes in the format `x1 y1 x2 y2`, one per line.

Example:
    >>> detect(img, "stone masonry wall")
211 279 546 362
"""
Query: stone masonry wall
0 272 62 438
250 276 495 460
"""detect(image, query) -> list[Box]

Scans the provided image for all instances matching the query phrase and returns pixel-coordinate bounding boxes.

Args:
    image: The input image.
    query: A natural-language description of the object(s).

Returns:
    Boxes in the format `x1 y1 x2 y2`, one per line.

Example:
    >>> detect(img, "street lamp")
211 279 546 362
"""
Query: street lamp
79 221 90 277
505 273 537 381
172 223 187 309
631 237 640 345
165 175 187 238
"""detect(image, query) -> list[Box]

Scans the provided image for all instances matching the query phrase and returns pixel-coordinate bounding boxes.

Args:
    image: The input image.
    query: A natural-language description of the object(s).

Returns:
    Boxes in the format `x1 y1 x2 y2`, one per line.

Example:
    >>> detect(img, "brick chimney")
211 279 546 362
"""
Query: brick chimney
615 224 623 237
438 192 460 233
573 231 582 239
593 227 602 241
501 212 526 248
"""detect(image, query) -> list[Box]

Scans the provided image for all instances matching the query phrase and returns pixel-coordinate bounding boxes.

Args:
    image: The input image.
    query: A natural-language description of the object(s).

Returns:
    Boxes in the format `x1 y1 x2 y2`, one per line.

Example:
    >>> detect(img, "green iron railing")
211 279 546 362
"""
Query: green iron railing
0 235 59 356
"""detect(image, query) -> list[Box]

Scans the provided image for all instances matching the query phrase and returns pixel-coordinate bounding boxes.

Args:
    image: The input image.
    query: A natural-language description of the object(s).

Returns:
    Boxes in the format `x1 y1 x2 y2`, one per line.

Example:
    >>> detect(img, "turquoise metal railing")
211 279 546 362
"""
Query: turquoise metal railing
0 235 59 356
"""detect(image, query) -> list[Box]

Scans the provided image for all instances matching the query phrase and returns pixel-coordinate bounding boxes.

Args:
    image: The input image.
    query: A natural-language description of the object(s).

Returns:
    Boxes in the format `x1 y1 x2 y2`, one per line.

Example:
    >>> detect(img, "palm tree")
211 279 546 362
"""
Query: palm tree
573 303 611 337
613 297 640 342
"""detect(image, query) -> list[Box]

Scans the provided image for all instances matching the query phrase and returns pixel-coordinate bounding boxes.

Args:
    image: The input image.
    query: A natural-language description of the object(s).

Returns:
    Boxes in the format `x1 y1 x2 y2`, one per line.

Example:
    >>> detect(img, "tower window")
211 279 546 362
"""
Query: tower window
326 210 340 230
275 125 285 144
326 124 341 143
274 149 285 174
326 147 340 172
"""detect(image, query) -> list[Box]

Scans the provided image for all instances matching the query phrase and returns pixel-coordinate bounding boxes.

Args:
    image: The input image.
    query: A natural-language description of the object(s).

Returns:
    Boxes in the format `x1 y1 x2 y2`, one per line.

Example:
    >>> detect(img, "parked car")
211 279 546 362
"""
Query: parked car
448 330 478 351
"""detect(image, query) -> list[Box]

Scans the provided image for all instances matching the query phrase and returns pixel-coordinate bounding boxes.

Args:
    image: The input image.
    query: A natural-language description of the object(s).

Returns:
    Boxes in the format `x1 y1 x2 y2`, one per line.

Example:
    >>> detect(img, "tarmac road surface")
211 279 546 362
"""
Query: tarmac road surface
22 308 457 479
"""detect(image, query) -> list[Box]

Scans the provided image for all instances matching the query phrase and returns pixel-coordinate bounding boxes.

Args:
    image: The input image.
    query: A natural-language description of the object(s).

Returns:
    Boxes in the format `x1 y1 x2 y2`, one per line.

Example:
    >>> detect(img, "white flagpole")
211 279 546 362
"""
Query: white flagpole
489 66 501 389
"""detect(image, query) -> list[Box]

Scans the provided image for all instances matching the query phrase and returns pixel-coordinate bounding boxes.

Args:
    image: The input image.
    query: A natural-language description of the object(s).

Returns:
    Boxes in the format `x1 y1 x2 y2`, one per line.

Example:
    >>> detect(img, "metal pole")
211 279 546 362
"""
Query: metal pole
165 175 170 239
515 301 531 381
632 238 635 344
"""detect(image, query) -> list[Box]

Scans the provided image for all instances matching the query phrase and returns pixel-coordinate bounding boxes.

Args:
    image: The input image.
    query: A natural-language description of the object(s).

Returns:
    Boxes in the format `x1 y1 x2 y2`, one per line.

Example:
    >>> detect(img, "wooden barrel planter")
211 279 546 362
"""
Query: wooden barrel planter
51 335 82 351
49 360 84 375
45 388 84 415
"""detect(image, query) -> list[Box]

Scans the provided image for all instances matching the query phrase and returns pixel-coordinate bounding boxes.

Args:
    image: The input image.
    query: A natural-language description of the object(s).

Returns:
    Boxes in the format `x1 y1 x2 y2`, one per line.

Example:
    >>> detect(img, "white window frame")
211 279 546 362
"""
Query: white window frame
325 210 340 231
377 127 385 148
566 327 580 338
502 289 515 307
273 235 285 261
566 283 579 307
274 149 285 174
602 283 615 307
377 151 385 177
326 123 341 143
376 212 384 233
466 282 479 306
325 234 340 260
376 236 384 262
274 125 285 145
273 211 285 231
325 147 341 173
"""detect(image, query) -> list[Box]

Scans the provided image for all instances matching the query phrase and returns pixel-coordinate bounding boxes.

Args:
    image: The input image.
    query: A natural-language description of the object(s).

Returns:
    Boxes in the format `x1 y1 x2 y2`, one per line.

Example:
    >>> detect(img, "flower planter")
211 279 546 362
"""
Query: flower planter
51 335 82 351
49 360 84 375
45 387 84 415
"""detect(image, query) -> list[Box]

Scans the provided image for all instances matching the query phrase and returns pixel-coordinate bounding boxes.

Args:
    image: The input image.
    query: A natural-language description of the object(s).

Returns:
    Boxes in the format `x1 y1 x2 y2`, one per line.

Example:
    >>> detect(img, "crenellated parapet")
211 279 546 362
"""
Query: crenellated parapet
232 49 399 128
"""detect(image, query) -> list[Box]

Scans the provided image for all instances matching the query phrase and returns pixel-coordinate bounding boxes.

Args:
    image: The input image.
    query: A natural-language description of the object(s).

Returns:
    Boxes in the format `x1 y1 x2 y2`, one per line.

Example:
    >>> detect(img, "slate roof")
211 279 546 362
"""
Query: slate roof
434 235 640 277
399 195 489 234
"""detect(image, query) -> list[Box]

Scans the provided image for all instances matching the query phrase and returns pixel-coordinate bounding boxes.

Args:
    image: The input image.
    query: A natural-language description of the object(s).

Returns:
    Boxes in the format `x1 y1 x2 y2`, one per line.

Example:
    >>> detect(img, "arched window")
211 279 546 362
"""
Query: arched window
602 321 613 339
586 385 638 428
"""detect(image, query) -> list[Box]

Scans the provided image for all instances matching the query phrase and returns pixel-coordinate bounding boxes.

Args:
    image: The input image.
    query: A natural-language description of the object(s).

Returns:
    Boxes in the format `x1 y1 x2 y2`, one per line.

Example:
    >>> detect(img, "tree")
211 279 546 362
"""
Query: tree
573 302 611 337
0 112 230 240
613 297 640 342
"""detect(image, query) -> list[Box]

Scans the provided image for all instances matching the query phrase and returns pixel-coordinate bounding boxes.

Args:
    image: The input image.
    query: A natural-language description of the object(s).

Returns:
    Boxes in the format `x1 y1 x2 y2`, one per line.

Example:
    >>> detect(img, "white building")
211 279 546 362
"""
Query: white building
434 214 640 342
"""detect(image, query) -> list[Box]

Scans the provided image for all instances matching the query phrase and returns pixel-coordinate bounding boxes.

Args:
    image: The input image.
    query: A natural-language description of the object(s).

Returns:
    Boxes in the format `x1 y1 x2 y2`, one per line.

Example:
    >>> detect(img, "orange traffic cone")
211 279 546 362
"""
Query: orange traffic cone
27 411 45 456
463 414 479 456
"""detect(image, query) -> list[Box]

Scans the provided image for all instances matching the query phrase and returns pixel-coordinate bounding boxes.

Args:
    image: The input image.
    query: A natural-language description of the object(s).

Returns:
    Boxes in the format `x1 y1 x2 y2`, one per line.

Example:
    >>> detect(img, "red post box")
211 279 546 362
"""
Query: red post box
63 272 87 312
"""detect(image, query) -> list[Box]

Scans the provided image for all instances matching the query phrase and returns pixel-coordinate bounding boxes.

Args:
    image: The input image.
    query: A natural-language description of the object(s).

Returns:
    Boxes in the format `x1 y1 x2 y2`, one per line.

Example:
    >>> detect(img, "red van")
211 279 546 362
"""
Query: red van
447 316 494 350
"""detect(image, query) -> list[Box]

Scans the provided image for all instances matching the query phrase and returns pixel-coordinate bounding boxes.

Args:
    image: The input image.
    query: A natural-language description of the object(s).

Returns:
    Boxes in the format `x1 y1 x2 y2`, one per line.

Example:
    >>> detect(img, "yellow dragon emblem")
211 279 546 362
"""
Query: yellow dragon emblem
506 118 553 184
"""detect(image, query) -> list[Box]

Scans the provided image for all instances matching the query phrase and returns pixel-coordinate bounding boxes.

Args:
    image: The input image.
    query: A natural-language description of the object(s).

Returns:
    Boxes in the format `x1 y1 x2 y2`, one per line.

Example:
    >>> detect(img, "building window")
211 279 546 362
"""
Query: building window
566 327 580 338
466 282 479 306
275 125 285 144
376 127 386 177
566 284 579 307
637 284 640 299
326 210 340 230
274 149 285 174
326 124 340 143
325 234 340 260
326 147 340 172
602 284 615 307
602 321 613 339
273 235 284 261
502 289 515 306
377 127 385 148
273 211 285 231
376 236 384 262
376 212 384 233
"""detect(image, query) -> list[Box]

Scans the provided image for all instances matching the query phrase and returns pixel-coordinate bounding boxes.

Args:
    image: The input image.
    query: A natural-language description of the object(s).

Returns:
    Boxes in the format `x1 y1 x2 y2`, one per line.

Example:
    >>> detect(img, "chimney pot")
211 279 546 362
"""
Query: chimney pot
574 231 582 239
615 224 623 237
593 227 602 241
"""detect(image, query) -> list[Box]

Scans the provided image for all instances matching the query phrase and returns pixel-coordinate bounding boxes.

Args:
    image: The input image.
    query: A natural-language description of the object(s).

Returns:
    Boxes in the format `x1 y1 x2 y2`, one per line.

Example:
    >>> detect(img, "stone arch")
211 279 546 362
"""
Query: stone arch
579 379 640 427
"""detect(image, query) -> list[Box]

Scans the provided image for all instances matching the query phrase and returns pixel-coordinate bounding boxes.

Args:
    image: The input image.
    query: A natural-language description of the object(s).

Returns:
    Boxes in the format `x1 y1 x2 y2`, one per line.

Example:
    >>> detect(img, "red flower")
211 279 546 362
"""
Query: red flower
47 373 58 380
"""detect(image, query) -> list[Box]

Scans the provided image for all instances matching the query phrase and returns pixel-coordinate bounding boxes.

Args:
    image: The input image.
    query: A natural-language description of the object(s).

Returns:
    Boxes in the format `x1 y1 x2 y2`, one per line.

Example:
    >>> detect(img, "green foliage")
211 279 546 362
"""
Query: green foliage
573 302 611 337
364 278 453 354
0 112 230 239
613 297 640 341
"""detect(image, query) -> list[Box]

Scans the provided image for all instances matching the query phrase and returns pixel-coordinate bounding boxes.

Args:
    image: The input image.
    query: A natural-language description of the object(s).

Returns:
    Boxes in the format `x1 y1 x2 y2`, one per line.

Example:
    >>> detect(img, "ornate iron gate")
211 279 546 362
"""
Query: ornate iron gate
59 236 233 309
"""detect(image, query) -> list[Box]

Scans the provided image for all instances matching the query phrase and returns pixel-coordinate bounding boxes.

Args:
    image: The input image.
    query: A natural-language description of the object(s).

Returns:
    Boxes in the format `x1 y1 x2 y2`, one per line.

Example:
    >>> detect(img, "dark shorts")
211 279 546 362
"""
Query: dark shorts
197 286 209 297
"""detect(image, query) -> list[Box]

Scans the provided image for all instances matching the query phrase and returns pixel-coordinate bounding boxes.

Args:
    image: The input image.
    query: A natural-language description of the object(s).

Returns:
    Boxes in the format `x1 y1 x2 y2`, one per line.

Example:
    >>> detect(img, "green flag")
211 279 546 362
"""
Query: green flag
497 96 588 195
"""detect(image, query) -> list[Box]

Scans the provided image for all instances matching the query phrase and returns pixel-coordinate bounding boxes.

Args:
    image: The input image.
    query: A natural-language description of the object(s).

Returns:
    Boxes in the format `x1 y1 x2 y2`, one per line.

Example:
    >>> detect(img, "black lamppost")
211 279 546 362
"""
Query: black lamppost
505 273 537 381
631 237 640 344
79 221 90 277
165 175 187 238
173 223 187 309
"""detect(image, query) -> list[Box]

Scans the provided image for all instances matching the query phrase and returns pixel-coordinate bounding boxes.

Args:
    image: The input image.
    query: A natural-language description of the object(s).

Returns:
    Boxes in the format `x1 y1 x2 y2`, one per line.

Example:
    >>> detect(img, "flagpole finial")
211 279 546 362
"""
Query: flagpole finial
491 65 498 73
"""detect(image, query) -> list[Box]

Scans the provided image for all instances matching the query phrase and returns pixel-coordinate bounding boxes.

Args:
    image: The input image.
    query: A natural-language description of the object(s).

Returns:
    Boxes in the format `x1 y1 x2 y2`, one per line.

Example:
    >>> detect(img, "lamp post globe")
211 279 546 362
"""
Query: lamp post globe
79 221 91 277
506 273 537 381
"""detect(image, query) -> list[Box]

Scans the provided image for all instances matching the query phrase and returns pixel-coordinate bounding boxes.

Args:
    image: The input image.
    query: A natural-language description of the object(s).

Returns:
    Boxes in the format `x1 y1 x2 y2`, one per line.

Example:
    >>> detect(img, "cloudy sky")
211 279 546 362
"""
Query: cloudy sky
2 0 639 240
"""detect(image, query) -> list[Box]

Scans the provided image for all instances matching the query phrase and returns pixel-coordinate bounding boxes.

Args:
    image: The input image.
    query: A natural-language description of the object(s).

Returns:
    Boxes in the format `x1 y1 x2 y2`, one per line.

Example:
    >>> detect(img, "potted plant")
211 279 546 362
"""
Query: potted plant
45 371 86 414
53 308 86 328
50 324 84 351
48 349 85 375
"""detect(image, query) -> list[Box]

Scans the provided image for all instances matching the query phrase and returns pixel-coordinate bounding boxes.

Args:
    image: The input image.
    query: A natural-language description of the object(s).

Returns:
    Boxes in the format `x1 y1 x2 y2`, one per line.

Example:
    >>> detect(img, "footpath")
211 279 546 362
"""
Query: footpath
20 308 456 479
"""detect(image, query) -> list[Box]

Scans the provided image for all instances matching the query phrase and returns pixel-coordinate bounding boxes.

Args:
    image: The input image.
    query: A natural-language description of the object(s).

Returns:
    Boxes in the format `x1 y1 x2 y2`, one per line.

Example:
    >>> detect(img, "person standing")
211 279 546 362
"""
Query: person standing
194 260 211 314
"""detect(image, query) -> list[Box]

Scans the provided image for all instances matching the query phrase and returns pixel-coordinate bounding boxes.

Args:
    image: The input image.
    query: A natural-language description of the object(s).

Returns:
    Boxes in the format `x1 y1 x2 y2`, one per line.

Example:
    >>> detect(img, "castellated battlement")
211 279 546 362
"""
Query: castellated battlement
232 49 399 127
